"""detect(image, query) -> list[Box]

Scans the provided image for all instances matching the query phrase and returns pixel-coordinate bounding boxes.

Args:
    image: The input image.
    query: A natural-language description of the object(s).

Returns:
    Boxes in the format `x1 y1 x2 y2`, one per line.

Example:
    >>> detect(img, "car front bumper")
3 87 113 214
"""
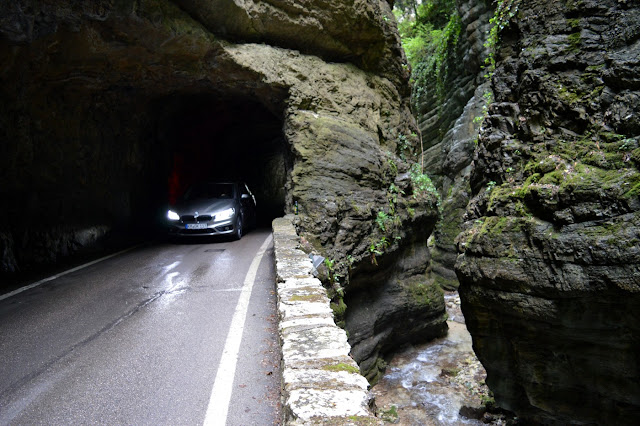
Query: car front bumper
167 219 236 237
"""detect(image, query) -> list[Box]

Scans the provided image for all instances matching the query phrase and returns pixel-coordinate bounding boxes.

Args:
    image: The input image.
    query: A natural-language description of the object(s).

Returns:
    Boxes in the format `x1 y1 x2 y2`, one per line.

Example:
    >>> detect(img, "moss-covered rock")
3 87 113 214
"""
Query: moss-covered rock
455 0 640 423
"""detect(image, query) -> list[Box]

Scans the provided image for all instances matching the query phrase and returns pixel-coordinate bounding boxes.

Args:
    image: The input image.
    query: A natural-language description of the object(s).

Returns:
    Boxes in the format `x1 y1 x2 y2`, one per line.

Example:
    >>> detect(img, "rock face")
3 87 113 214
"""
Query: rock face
455 0 640 423
0 0 445 382
412 0 493 290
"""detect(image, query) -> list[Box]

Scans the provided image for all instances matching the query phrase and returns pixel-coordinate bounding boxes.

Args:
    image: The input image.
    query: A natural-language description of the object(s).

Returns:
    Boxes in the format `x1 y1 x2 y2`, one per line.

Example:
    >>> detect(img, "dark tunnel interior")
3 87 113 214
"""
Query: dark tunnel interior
155 94 289 228
0 91 291 279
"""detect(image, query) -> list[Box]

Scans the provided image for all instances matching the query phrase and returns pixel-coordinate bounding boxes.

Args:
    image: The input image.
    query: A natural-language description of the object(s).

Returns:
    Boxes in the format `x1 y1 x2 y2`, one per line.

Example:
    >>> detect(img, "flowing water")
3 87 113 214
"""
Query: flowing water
371 292 502 425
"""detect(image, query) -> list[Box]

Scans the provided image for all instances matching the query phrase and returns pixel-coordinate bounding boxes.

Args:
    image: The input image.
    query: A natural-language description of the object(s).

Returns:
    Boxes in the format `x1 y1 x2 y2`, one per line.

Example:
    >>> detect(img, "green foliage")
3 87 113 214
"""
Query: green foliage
369 236 391 265
397 132 418 160
324 257 335 270
369 241 384 256
324 258 342 286
376 211 391 232
394 0 461 104
369 180 410 265
387 182 405 215
484 0 521 77
410 163 440 203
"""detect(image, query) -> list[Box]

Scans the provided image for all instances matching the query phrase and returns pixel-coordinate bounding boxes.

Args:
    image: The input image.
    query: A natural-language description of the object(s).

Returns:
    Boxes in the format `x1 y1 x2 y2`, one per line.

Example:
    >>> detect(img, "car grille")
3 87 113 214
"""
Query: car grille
181 215 212 222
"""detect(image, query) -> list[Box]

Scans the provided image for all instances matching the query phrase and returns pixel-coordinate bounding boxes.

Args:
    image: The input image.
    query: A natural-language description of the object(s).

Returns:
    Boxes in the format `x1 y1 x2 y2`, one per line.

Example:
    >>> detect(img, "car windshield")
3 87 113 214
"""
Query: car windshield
183 183 234 200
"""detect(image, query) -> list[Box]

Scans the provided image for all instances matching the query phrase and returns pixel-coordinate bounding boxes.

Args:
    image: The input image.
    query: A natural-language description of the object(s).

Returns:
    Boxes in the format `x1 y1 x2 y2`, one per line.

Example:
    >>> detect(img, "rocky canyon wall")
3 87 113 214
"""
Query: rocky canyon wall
410 0 493 291
455 0 640 423
0 0 446 382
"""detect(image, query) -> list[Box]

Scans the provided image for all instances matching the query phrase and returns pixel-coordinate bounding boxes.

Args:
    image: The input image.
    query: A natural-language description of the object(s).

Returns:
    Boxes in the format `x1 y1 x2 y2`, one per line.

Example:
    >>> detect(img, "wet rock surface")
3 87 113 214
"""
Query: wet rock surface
371 292 515 426
455 0 640 423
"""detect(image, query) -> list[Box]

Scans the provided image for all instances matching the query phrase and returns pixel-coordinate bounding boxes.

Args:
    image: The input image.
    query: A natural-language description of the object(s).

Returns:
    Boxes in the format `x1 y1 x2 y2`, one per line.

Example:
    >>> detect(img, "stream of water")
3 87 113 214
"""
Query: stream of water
371 292 502 425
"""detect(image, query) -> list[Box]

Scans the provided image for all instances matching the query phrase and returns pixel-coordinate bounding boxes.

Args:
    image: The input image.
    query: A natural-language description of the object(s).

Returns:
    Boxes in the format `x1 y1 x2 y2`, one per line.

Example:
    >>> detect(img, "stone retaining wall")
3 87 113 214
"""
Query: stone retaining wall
272 216 379 425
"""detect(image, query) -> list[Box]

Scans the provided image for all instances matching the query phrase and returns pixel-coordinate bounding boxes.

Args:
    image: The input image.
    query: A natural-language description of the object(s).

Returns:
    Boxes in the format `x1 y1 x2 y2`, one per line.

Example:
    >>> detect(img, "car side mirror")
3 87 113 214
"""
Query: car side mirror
241 194 250 199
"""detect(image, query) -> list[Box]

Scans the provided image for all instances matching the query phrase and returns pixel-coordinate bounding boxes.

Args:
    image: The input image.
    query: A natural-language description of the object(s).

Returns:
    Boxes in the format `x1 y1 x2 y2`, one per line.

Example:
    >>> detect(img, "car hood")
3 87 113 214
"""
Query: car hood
173 199 235 215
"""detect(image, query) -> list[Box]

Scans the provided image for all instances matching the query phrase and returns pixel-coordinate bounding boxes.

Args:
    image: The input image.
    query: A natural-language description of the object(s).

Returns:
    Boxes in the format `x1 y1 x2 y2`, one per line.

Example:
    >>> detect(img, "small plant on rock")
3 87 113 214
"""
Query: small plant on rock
410 163 440 204
376 211 391 232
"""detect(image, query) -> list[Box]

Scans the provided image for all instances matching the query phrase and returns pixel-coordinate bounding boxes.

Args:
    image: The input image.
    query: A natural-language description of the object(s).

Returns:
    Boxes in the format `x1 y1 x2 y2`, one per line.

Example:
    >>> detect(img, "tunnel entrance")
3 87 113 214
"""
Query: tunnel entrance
155 94 289 226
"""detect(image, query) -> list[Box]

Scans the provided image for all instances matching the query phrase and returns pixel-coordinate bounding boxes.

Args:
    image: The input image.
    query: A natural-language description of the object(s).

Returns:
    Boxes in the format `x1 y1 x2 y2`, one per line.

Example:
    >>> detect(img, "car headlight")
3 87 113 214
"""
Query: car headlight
215 207 235 221
167 210 180 221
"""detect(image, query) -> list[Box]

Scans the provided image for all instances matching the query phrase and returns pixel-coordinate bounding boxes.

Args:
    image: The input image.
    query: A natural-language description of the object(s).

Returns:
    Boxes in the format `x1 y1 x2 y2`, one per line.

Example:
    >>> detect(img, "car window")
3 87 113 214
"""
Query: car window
183 183 234 200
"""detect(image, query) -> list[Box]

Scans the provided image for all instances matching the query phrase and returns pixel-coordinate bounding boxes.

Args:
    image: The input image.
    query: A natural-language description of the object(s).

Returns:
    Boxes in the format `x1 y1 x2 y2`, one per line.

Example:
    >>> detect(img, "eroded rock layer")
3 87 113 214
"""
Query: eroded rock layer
455 0 640 423
412 0 493 290
1 0 445 382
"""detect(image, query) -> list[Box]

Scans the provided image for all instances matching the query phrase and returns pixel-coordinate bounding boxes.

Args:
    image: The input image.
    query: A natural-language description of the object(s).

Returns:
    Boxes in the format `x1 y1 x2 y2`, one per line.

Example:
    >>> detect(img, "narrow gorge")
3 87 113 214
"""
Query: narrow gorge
1 0 639 424
403 0 639 423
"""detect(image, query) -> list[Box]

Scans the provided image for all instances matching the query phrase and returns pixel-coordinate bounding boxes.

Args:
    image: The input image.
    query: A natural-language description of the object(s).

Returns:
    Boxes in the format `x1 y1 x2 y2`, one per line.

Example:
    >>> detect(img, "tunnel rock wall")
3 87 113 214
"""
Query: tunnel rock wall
0 0 445 381
225 33 446 385
455 0 640 423
1 0 233 273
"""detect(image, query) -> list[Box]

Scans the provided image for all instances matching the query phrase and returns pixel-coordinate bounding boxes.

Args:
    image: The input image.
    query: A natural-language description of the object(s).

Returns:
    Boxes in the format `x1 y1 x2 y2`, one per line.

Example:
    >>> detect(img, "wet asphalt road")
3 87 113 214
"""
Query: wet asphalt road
0 229 281 425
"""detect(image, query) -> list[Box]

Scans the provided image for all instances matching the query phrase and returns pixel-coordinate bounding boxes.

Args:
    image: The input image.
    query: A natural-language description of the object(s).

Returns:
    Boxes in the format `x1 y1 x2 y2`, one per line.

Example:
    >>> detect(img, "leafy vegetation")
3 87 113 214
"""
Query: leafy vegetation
324 257 342 286
483 0 521 76
410 163 440 203
376 211 391 232
394 0 462 106
397 132 419 160
367 162 439 266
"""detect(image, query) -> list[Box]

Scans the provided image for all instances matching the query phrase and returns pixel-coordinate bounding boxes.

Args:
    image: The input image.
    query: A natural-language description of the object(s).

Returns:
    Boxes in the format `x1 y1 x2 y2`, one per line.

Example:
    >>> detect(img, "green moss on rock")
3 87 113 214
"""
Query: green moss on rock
407 277 444 306
434 274 459 291
322 362 360 374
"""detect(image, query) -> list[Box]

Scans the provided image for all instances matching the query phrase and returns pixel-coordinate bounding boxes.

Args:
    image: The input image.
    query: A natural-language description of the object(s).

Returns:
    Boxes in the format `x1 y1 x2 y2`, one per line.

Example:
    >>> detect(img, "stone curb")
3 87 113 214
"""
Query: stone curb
272 216 380 425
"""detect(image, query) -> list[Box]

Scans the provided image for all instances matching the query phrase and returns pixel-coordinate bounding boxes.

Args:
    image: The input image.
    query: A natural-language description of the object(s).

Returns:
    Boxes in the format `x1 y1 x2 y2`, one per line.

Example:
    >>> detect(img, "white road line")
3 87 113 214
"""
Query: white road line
0 244 143 302
203 234 273 426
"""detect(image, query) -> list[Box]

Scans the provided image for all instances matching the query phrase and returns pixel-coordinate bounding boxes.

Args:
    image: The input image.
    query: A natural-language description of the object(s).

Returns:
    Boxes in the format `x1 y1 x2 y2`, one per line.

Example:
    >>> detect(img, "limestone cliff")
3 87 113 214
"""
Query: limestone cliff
455 0 640 423
409 0 493 290
0 0 446 383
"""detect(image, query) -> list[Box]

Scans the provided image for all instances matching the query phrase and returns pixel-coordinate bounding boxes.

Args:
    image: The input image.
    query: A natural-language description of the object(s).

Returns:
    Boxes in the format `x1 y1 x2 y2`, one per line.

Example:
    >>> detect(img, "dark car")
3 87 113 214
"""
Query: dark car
167 182 256 240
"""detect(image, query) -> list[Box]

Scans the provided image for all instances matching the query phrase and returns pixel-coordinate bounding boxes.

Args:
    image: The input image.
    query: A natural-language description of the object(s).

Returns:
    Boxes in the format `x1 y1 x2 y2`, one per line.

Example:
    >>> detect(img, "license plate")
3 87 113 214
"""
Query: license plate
186 223 207 229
